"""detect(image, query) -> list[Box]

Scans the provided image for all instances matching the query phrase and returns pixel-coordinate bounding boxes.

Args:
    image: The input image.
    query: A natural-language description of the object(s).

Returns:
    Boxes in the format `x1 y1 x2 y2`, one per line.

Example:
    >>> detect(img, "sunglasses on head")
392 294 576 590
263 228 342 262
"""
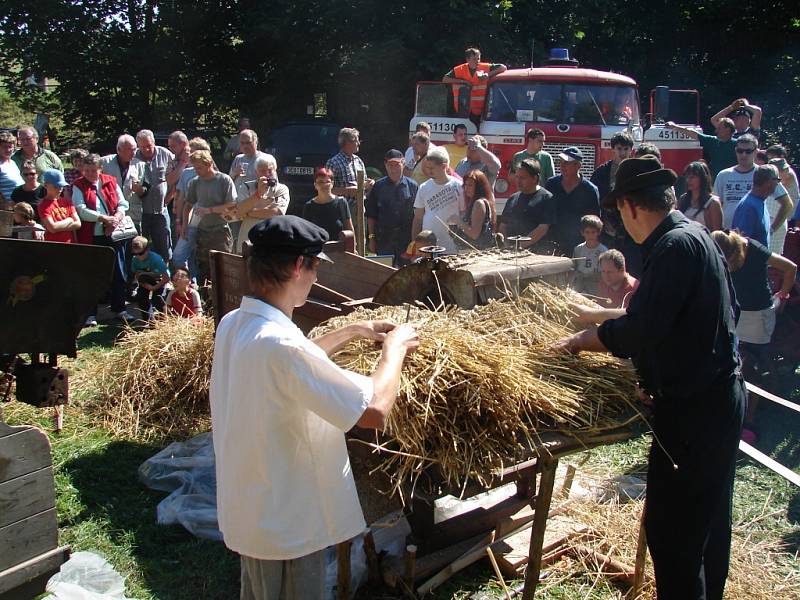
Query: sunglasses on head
736 148 755 154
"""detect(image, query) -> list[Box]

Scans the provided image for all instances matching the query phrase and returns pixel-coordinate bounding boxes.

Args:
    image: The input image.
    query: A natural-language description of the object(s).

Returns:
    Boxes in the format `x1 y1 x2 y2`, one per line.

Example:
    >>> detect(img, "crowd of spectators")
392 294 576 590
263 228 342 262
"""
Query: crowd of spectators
1 94 797 331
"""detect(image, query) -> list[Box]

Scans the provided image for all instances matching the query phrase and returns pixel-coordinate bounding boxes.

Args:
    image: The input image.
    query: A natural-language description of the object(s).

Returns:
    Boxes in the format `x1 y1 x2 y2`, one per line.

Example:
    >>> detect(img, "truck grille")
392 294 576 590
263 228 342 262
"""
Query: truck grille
543 143 597 177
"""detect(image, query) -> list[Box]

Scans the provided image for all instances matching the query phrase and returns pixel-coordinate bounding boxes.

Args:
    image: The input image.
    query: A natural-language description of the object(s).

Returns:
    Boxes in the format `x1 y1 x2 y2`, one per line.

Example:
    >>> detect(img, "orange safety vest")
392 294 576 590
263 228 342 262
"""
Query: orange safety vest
452 62 492 116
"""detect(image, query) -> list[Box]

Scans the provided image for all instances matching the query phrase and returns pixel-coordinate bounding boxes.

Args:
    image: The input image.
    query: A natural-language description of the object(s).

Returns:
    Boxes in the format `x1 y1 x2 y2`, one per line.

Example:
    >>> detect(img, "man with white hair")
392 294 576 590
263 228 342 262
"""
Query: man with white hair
410 146 464 254
101 134 146 232
133 129 174 260
11 126 63 181
166 130 190 208
234 152 290 252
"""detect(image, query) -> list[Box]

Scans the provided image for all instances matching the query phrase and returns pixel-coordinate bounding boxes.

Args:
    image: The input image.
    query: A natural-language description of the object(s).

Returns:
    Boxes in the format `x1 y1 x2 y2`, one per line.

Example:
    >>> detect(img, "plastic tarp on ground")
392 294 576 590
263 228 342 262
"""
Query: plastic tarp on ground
46 552 135 600
137 433 415 598
137 432 221 540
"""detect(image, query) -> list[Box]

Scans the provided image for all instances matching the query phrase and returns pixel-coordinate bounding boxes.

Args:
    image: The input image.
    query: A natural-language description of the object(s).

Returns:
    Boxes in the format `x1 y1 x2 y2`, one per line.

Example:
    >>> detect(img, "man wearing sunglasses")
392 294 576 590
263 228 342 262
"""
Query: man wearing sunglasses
714 134 790 230
11 160 43 213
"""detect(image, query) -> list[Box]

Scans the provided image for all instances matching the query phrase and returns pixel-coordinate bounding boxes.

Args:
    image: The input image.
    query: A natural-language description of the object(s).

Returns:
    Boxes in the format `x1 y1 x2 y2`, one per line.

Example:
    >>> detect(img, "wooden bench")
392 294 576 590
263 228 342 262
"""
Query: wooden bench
0 421 69 599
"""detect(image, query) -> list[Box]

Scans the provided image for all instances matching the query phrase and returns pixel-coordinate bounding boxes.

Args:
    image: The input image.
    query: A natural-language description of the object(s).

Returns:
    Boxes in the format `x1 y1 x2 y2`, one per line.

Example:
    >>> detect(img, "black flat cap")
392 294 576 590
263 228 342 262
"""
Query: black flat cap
384 149 404 161
602 157 677 209
248 215 333 262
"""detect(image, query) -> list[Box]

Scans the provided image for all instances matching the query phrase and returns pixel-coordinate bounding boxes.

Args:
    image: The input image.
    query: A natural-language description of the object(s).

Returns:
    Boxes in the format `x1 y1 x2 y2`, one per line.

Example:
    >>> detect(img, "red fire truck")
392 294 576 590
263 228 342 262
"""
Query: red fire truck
410 49 702 210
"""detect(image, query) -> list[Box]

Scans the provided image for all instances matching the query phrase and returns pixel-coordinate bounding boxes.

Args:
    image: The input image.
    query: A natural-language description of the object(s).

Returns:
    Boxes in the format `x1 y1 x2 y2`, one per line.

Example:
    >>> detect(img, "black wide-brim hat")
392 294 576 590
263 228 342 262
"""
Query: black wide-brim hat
602 157 678 209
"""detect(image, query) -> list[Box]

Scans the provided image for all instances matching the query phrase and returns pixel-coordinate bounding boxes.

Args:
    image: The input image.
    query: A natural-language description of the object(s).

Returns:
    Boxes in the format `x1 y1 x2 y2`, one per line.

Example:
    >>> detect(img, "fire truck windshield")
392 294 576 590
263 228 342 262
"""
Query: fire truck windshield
485 82 639 125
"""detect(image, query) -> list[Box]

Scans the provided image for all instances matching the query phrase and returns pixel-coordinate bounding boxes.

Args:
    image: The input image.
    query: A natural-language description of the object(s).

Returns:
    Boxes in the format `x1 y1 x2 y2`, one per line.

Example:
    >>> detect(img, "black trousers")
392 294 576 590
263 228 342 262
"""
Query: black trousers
644 378 745 600
94 235 128 314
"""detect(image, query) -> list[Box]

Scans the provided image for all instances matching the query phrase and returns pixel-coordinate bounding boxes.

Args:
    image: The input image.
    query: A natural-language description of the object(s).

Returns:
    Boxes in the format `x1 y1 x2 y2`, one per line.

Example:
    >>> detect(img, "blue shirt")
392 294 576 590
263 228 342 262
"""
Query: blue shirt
365 175 418 232
544 175 601 254
731 191 770 248
132 250 170 276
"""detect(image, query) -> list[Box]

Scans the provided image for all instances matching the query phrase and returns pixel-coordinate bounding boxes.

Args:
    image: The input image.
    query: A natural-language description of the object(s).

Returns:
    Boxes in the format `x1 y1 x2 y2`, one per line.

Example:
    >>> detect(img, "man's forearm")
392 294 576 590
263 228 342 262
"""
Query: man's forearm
358 345 408 429
332 185 358 197
411 213 423 241
477 146 501 170
523 224 549 247
667 123 698 139
771 196 793 231
567 327 609 354
442 76 465 85
311 323 362 356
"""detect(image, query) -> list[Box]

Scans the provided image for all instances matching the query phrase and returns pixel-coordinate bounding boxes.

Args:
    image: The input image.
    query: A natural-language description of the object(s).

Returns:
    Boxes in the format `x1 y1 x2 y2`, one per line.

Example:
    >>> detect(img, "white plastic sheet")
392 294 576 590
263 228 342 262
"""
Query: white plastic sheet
46 551 134 600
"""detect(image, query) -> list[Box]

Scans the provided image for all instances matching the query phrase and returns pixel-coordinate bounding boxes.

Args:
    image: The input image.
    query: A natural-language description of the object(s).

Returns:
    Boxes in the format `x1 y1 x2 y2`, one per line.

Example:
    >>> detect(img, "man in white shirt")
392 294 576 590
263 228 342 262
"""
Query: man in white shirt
411 145 464 253
209 216 418 600
714 134 792 245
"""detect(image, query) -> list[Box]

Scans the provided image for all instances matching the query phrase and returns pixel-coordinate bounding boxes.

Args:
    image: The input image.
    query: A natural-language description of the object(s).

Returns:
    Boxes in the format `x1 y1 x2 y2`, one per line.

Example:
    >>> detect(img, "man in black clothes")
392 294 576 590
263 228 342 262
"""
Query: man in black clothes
591 132 633 248
553 157 744 600
545 146 600 255
498 158 556 252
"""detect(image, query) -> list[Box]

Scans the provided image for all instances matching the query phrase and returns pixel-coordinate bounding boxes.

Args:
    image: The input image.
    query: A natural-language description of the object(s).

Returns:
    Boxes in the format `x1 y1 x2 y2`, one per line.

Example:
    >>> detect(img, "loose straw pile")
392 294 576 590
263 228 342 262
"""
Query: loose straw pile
313 282 639 496
549 497 800 599
85 315 214 439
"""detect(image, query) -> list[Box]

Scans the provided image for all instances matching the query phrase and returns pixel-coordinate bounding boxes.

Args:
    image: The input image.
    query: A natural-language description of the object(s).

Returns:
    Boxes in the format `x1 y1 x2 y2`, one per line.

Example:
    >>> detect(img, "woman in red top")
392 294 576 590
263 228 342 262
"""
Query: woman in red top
37 169 81 242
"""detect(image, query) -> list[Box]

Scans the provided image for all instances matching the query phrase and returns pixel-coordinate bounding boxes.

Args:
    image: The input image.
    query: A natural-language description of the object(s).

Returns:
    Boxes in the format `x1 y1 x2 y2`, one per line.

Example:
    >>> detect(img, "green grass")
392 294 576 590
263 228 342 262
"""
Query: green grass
4 324 799 599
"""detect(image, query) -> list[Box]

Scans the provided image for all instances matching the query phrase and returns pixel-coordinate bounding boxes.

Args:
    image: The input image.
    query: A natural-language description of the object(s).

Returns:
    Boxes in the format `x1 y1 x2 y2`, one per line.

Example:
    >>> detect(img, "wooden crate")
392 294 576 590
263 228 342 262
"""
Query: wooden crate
0 421 69 599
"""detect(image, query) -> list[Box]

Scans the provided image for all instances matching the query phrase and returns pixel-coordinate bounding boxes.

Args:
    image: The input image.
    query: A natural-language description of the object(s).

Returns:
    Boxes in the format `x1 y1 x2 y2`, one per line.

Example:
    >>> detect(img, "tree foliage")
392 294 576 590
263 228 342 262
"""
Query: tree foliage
1 0 799 159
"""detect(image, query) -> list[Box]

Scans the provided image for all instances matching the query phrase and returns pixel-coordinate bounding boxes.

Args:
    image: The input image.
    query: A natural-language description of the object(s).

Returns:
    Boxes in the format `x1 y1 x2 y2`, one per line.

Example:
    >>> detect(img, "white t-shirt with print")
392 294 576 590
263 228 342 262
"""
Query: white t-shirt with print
413 176 464 253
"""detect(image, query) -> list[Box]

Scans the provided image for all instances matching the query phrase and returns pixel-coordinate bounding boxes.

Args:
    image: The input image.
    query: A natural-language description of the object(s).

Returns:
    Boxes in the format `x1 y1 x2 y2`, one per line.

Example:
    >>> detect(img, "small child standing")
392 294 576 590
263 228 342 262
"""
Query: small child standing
400 230 438 264
165 267 203 318
130 236 170 319
572 215 608 295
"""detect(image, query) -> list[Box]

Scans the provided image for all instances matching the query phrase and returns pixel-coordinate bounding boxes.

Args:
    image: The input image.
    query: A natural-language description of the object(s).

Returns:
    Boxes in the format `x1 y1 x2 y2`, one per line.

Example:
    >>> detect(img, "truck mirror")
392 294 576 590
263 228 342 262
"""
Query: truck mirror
653 86 670 123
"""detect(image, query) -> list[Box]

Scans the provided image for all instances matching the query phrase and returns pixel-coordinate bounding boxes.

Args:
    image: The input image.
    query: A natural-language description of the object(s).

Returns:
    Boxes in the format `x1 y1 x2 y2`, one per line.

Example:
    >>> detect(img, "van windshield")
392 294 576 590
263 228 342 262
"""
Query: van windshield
485 82 639 125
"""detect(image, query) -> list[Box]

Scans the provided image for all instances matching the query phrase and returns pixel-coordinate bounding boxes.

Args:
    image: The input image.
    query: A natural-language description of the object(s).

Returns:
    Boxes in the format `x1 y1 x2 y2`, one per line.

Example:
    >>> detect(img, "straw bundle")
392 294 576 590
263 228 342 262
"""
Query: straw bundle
549 497 800 599
87 315 214 439
312 282 639 495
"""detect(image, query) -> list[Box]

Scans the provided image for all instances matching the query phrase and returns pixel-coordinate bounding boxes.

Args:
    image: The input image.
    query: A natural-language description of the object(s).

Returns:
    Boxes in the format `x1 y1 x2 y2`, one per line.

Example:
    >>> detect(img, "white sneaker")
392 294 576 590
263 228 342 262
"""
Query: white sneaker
84 315 98 327
117 310 135 322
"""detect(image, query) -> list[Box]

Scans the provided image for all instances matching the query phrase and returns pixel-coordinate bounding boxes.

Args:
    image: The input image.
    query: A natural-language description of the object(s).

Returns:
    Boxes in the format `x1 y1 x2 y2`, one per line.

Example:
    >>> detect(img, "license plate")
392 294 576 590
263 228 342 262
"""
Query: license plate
284 166 314 176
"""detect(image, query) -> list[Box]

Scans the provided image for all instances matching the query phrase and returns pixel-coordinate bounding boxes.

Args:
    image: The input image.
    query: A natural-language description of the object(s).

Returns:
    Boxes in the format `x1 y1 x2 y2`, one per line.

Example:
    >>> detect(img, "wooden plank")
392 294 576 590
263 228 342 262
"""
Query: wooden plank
0 426 52 482
745 381 800 415
0 466 55 528
739 440 800 487
0 509 58 571
336 539 351 600
317 252 394 300
632 507 648 597
493 515 584 578
0 545 69 595
522 459 558 600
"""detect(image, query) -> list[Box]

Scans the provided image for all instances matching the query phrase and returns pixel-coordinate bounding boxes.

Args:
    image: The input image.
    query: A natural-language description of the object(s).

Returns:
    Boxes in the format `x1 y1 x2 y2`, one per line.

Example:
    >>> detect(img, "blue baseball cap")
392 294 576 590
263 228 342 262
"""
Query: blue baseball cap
558 147 584 162
42 169 68 188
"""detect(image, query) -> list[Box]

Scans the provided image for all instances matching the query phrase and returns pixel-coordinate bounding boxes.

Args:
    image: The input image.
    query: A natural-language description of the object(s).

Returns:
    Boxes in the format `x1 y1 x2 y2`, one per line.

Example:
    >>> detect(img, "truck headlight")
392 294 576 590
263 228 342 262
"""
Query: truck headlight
494 178 509 194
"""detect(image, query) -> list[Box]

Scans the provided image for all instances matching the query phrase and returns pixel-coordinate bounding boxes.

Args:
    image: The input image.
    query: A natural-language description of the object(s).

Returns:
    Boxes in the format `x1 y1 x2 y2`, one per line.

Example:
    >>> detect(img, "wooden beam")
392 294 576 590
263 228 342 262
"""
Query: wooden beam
521 458 558 600
739 441 800 487
336 539 351 600
745 382 800 415
0 545 69 595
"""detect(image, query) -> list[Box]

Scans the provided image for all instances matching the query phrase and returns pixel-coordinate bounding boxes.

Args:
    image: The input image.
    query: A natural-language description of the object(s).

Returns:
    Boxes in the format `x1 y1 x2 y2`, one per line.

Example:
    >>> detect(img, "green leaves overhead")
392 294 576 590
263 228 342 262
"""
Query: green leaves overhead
0 0 798 157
